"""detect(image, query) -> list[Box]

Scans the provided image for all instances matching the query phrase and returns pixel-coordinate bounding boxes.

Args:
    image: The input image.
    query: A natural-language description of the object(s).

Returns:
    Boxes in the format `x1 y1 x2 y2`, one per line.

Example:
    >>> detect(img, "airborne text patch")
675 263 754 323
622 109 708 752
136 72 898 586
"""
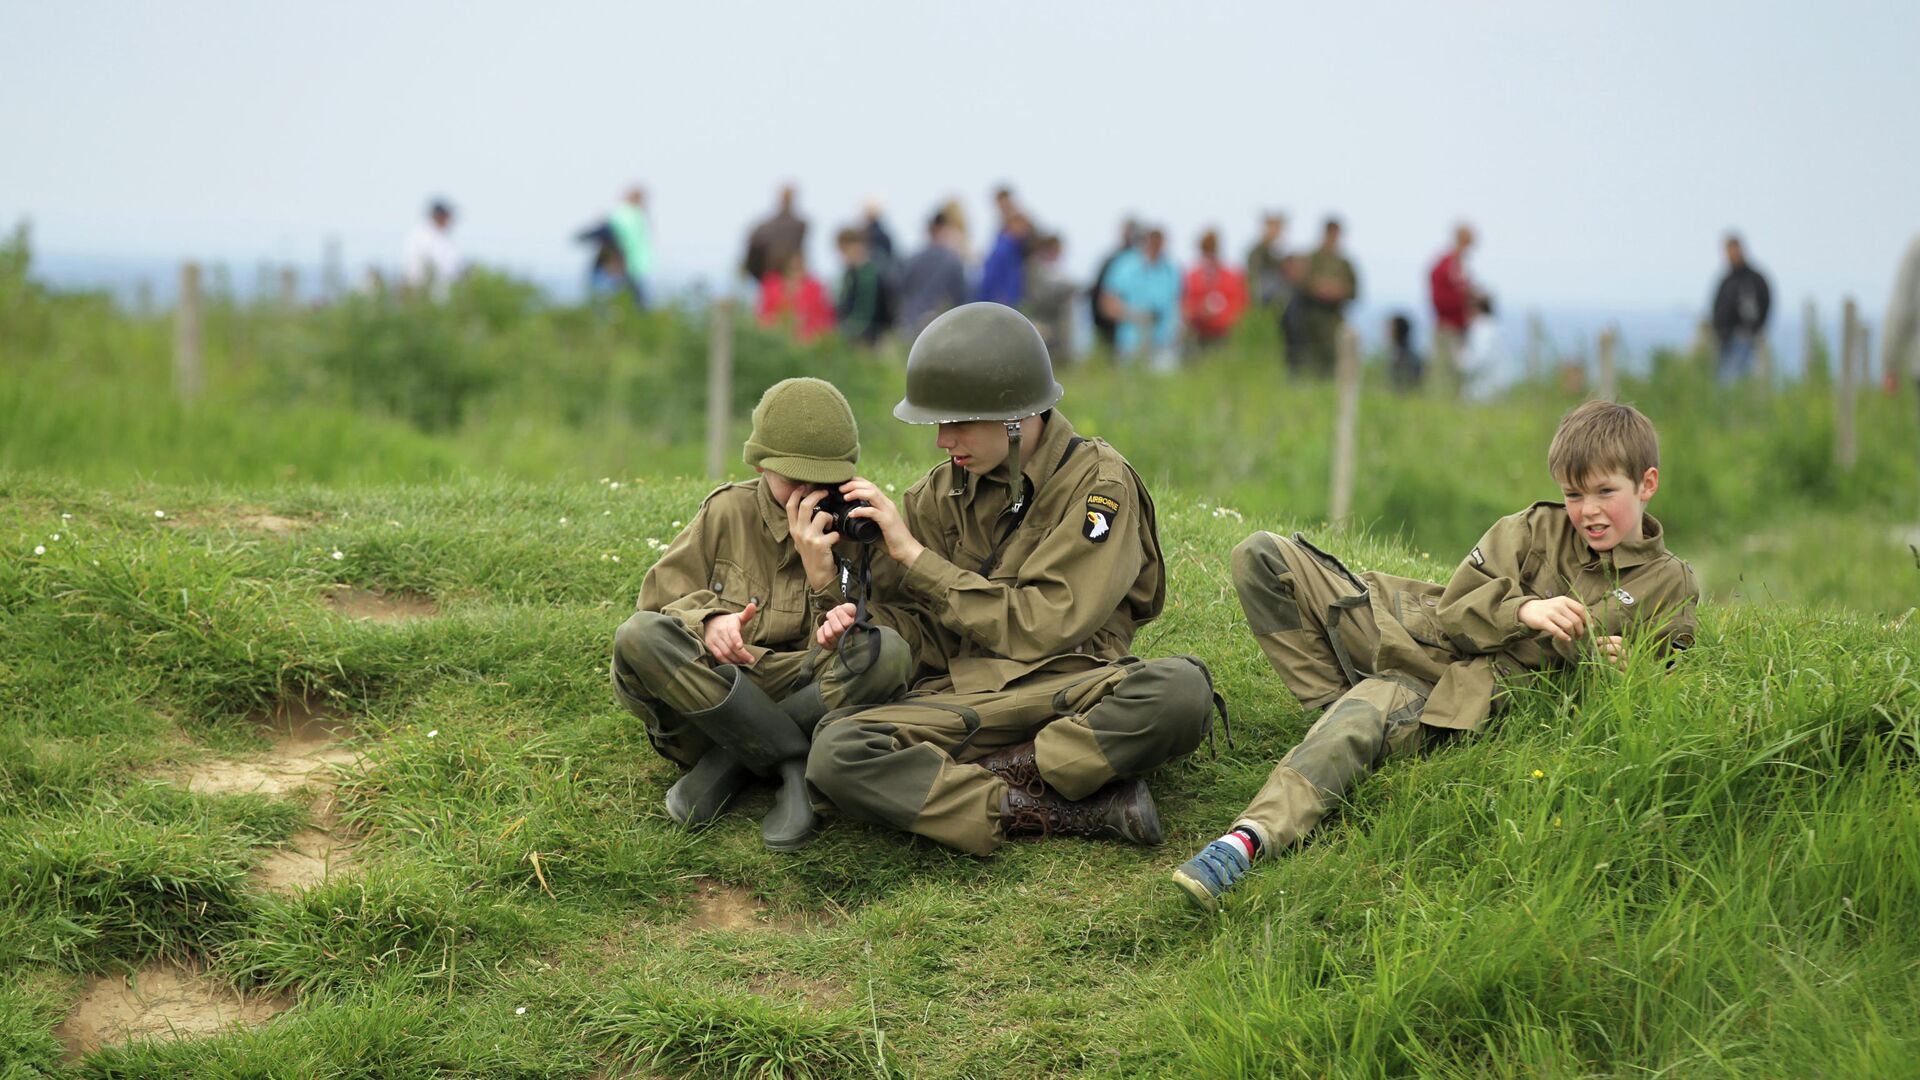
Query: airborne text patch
1084 494 1120 542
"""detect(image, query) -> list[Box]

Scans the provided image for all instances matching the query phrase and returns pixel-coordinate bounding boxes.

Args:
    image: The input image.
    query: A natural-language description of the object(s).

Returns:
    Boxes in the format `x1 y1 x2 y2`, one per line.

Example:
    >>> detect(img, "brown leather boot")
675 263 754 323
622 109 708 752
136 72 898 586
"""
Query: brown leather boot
971 740 1044 798
1000 776 1163 846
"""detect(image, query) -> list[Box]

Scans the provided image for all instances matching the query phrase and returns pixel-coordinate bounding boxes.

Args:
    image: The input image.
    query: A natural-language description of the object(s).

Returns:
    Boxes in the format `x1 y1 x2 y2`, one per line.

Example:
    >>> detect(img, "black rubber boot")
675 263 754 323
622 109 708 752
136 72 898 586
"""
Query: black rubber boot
762 758 815 851
681 666 816 850
777 681 827 735
683 666 809 773
664 747 751 826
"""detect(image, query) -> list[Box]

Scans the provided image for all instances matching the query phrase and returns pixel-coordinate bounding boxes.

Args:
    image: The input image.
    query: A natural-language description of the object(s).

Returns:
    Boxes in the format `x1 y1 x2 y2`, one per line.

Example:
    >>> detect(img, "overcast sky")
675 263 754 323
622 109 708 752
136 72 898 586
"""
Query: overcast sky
3 0 1915 314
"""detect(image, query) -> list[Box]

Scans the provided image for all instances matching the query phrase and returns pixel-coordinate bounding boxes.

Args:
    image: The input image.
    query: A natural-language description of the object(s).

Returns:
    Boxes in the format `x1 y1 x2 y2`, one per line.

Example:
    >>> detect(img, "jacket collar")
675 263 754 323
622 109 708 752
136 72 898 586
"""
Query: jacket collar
754 478 792 545
944 410 1078 510
1600 511 1669 571
1558 504 1667 572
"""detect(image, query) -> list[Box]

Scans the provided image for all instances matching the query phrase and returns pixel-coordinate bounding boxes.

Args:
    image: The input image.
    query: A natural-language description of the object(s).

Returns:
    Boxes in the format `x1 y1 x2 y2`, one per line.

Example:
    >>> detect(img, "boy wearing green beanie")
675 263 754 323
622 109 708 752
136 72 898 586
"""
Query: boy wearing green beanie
610 377 912 850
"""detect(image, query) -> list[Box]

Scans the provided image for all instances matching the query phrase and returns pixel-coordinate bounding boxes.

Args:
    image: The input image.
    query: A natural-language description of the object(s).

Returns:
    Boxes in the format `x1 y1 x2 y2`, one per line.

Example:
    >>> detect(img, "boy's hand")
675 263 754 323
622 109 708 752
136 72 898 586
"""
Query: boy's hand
816 602 858 650
785 487 840 591
704 602 758 666
1597 635 1627 671
1519 596 1589 642
837 478 923 567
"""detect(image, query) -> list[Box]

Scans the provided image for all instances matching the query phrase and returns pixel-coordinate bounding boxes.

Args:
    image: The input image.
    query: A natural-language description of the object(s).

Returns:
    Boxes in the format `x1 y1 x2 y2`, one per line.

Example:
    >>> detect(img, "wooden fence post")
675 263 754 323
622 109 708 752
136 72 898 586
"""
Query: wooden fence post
323 237 344 302
1755 331 1775 388
1690 318 1714 363
278 266 299 309
1837 297 1858 469
1430 327 1457 399
1329 325 1361 527
1596 325 1618 402
1802 297 1820 377
705 298 736 479
174 262 204 402
1525 311 1545 382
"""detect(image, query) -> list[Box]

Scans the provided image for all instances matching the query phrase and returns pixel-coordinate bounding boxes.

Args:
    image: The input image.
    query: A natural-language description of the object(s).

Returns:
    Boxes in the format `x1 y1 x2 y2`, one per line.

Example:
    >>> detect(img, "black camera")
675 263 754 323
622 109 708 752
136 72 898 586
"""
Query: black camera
818 488 882 544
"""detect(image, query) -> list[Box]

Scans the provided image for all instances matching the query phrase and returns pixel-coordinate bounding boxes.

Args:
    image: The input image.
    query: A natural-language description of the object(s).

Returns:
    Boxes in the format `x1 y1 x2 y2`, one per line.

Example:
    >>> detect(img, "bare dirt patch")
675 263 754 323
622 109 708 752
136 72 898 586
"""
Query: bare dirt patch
57 963 292 1057
253 829 356 891
689 880 766 932
183 699 360 802
687 878 820 933
323 585 439 622
178 696 366 891
747 972 847 1009
236 512 306 536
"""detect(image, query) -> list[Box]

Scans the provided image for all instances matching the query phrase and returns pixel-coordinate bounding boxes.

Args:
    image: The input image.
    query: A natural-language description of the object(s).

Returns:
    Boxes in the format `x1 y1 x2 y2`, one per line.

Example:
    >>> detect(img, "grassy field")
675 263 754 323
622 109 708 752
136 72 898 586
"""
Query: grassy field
4 228 1917 613
4 240 1919 1076
2 475 1916 1077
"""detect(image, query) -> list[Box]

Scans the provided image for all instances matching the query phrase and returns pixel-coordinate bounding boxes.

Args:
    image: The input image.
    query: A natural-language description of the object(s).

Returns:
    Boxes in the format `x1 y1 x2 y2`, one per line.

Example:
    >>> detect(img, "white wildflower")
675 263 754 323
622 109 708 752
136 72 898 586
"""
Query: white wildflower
388 520 403 527
885 483 896 492
515 1006 527 1015
672 520 682 528
153 510 167 519
558 517 569 525
50 533 60 541
608 481 621 490
1211 506 1244 521
603 510 612 516
427 729 439 738
61 513 72 521
33 545 46 555
330 550 345 561
598 477 611 484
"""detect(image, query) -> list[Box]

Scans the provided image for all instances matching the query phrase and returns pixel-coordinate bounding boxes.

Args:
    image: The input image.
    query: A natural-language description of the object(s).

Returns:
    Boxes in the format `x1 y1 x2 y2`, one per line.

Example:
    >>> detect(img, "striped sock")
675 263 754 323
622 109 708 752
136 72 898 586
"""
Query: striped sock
1221 826 1261 862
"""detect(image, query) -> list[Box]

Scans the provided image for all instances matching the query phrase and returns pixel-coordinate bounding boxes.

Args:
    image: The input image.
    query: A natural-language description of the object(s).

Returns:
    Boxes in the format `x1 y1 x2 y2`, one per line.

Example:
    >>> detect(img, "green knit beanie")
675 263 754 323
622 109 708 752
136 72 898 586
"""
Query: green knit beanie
742 377 860 484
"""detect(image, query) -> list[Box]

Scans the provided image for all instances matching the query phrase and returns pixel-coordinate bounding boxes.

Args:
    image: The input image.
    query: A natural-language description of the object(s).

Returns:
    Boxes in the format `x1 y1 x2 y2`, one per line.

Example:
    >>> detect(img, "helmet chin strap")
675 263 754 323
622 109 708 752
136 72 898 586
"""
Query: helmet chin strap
1004 418 1027 515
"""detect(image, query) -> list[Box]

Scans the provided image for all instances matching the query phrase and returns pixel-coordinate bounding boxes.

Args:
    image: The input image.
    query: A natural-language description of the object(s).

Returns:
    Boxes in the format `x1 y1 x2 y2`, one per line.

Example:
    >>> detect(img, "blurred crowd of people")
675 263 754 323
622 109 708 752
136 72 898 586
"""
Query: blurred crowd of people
403 184 1905 394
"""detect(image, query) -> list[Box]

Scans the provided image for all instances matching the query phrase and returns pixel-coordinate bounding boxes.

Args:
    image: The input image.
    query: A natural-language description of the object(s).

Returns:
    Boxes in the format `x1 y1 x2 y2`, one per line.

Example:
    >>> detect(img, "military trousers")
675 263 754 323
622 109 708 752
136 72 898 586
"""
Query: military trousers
1229 532 1447 852
1289 313 1342 378
610 610 912 769
807 656 1215 856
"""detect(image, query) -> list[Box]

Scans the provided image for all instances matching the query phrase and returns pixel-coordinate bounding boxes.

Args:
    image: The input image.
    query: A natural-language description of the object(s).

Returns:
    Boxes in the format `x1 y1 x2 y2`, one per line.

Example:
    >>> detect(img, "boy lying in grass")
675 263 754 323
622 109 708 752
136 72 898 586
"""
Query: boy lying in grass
1175 400 1700 911
609 378 911 851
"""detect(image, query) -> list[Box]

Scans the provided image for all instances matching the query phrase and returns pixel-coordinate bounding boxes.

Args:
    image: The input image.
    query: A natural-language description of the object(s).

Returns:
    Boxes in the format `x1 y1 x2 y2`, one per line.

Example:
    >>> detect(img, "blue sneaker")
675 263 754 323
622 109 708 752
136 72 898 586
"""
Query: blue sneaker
1171 838 1251 913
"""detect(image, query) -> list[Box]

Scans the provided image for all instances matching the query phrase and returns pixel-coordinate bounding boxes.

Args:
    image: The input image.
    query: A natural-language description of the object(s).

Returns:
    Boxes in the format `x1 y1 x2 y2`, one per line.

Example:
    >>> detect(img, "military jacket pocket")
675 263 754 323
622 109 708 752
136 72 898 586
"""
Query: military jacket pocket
1394 590 1449 649
708 559 765 616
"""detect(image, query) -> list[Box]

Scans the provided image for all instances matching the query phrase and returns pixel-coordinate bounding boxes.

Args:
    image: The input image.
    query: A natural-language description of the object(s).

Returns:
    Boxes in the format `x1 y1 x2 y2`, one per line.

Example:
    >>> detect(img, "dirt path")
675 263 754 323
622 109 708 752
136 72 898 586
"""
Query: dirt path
322 585 439 621
177 697 364 891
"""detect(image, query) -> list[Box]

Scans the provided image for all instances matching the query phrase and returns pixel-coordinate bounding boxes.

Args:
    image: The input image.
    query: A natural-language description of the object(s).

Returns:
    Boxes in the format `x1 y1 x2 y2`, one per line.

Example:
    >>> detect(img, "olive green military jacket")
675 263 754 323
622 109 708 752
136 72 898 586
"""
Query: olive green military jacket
867 412 1166 693
637 480 846 656
1356 503 1699 732
1300 249 1358 316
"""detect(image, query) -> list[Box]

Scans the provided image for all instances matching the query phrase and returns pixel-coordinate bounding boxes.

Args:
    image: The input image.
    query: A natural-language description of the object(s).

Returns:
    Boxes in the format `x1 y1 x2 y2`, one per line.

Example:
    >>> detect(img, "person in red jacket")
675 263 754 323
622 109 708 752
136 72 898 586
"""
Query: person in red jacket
1428 223 1480 382
757 250 834 342
1181 229 1249 349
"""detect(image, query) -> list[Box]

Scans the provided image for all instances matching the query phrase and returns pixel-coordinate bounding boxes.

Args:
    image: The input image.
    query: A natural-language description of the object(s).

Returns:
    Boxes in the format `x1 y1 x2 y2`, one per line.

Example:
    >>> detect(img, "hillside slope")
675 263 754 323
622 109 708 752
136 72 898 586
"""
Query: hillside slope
2 475 1916 1078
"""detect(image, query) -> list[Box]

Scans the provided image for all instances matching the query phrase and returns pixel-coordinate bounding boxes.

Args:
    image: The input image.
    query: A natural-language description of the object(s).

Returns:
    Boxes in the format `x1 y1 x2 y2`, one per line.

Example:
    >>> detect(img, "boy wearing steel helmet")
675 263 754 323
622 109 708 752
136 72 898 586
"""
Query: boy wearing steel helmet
806 302 1222 855
610 377 912 851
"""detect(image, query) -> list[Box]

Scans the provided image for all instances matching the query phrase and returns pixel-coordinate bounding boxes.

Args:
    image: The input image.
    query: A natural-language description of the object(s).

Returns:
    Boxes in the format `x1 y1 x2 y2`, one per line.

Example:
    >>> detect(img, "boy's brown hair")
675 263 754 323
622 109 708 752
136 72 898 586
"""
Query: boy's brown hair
1547 400 1660 486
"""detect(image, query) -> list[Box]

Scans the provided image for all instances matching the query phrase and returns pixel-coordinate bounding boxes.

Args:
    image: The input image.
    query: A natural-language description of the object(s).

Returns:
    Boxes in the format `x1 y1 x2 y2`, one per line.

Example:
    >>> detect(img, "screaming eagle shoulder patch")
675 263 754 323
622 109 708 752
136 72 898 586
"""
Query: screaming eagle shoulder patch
1084 494 1119 542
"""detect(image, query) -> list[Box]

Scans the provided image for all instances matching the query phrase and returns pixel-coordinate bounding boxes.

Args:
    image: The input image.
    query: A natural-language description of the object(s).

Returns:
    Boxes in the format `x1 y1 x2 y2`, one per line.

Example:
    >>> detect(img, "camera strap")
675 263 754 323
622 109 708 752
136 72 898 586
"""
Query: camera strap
977 435 1084 578
836 542 882 676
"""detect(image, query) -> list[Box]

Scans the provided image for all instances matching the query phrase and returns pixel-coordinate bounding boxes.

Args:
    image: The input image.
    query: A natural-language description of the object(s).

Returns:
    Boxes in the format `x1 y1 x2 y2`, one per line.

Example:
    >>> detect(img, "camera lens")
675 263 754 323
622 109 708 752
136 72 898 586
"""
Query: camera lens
821 490 882 544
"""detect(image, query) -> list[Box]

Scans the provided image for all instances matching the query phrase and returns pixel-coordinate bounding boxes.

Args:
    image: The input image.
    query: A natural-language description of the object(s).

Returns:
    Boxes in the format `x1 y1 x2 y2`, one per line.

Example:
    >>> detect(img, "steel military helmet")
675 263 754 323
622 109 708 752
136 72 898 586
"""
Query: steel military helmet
895 302 1063 424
